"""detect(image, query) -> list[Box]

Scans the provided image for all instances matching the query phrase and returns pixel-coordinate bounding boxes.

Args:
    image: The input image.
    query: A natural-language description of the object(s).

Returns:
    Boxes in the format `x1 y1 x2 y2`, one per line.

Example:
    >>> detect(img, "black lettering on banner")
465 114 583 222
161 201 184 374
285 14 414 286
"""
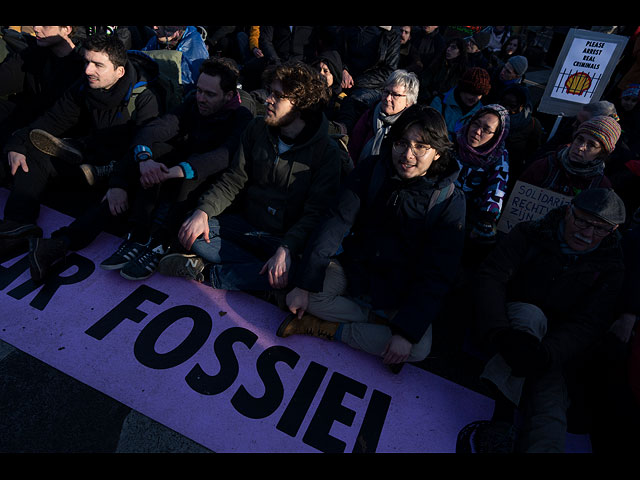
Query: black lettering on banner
0 255 29 290
185 327 257 395
352 389 392 453
231 345 299 419
277 361 328 437
134 305 213 370
302 371 367 453
85 285 168 340
7 253 94 311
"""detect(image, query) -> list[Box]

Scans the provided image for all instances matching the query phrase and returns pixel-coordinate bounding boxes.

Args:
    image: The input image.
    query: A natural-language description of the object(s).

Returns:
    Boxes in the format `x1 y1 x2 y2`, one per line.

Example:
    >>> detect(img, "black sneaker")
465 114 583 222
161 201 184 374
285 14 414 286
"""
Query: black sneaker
29 129 84 163
120 244 168 280
0 218 43 239
100 239 147 270
157 253 205 282
457 420 516 454
79 161 115 186
28 237 67 283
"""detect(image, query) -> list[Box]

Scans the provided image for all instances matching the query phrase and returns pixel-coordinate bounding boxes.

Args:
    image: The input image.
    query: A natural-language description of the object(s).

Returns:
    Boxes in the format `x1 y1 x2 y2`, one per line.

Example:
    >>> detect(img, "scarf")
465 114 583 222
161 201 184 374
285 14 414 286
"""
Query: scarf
456 104 510 168
558 145 605 178
83 60 136 111
359 101 405 161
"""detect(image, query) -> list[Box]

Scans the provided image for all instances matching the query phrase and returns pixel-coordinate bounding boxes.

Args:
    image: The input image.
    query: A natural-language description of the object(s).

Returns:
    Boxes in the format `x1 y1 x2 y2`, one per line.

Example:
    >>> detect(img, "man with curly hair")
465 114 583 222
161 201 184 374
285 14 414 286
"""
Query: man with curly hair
156 61 345 295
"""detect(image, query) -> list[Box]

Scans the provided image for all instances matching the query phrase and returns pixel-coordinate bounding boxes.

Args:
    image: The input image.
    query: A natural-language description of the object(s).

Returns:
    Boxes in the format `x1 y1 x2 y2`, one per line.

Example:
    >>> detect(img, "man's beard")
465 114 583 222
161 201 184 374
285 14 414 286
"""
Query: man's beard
264 108 299 128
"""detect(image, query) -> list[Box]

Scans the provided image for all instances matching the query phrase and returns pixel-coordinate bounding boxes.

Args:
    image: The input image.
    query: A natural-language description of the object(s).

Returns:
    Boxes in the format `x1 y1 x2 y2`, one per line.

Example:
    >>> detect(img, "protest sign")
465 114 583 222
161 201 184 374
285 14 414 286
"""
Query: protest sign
498 181 572 233
538 29 627 119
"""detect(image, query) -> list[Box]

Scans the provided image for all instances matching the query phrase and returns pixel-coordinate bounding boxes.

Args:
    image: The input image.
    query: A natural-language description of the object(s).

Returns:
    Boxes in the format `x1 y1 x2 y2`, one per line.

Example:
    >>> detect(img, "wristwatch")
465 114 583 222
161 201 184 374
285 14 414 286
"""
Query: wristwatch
134 145 153 162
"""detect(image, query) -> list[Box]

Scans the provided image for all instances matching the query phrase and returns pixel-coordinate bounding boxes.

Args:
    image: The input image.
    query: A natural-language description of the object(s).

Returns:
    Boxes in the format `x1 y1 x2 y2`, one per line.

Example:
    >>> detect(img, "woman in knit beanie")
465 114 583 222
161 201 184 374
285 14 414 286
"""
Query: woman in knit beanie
519 115 621 196
430 67 491 139
454 103 511 245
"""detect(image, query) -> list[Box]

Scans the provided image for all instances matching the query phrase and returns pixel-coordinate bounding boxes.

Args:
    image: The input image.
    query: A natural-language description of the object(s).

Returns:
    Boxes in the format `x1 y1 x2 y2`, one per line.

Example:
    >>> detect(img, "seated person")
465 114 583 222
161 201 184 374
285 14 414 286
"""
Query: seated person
27 57 254 283
143 26 210 92
519 115 621 197
453 104 510 246
347 69 419 165
278 105 466 372
430 66 491 140
0 34 161 259
466 188 626 453
155 61 343 296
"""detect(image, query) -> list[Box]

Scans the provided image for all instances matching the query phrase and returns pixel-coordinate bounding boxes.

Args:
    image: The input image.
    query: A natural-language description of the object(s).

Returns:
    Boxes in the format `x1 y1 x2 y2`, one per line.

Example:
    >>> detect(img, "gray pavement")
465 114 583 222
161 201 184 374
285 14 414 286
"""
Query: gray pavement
0 339 213 453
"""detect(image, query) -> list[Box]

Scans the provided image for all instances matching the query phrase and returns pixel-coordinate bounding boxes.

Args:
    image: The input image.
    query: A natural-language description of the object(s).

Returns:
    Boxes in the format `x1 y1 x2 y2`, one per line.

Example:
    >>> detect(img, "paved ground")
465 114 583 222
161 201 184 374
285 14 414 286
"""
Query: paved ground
0 68 555 454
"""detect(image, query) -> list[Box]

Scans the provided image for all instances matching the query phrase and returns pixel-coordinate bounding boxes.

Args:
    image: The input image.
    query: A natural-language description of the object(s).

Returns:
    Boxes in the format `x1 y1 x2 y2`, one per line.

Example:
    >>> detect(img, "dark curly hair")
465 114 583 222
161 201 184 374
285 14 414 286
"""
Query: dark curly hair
82 32 128 69
262 61 330 113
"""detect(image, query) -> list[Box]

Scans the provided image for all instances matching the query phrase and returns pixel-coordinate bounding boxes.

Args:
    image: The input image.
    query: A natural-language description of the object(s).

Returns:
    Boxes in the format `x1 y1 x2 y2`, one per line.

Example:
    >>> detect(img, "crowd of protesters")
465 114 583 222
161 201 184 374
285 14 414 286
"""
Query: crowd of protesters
1 25 639 453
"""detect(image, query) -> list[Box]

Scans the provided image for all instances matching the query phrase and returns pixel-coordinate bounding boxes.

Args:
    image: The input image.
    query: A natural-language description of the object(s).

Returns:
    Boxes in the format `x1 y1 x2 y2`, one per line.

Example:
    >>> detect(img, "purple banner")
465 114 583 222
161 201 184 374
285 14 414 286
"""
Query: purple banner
0 188 591 453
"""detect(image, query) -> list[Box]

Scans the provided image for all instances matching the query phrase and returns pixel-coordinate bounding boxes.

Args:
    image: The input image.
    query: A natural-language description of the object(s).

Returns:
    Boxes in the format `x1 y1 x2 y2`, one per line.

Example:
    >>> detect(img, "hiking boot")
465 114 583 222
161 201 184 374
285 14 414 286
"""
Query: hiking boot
469 420 516 453
28 237 67 283
0 218 43 239
276 312 339 341
29 129 84 163
120 244 168 281
79 160 115 186
100 238 147 270
156 252 205 282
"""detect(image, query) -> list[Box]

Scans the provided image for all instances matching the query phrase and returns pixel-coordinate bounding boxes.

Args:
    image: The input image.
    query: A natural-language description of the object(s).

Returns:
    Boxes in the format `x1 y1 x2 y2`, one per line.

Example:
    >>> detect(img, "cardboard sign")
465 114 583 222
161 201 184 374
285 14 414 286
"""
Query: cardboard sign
498 181 572 233
0 188 591 452
538 29 628 117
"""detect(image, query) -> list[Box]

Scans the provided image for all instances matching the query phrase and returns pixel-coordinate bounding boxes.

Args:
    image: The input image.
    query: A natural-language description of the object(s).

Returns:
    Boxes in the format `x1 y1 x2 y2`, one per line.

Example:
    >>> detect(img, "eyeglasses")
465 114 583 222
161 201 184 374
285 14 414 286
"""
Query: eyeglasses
382 89 406 100
265 86 292 101
392 139 432 158
469 120 496 136
570 207 616 236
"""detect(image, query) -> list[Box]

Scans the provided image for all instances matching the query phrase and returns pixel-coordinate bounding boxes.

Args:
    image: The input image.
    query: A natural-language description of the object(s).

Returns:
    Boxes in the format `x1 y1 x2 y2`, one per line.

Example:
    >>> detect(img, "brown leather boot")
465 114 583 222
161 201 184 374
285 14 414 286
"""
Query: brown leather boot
276 312 339 341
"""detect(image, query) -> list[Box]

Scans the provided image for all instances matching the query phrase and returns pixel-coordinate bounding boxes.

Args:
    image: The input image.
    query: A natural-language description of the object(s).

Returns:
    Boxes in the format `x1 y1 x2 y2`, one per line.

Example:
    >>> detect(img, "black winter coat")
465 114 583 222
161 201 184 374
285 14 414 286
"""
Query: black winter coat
337 26 401 91
0 35 85 132
296 149 466 344
259 26 317 64
3 52 161 165
474 207 625 369
111 92 253 189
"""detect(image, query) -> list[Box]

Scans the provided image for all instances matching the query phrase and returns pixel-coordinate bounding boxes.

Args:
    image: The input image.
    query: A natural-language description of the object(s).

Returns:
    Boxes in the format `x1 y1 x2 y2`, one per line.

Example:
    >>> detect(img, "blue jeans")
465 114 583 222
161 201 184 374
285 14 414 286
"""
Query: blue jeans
190 213 286 292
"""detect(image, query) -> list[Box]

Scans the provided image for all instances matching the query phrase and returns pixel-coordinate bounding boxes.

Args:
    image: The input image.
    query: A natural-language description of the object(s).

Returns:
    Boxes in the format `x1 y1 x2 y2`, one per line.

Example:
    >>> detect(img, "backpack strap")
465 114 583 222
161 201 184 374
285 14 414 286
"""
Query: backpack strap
428 182 455 211
124 80 149 119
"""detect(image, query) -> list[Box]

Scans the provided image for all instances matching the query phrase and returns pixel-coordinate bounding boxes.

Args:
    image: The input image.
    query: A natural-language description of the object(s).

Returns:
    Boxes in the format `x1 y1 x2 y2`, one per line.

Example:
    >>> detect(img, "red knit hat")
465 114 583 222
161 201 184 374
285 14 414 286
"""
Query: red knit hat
458 67 492 96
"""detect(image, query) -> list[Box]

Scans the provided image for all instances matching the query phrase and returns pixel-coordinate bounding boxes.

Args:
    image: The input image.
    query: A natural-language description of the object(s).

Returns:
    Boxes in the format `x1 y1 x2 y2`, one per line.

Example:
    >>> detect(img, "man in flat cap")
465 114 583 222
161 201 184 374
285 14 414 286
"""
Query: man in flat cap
460 187 626 453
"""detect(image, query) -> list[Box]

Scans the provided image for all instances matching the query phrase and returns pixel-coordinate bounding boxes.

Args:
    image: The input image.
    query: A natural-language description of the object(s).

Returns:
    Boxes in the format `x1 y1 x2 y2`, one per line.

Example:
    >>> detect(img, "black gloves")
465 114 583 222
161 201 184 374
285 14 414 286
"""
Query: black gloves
494 328 551 377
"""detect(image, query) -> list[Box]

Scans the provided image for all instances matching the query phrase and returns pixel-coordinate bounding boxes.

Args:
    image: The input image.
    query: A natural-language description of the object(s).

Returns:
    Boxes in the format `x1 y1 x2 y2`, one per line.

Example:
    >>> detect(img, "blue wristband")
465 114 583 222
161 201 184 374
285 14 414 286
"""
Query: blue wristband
179 161 195 180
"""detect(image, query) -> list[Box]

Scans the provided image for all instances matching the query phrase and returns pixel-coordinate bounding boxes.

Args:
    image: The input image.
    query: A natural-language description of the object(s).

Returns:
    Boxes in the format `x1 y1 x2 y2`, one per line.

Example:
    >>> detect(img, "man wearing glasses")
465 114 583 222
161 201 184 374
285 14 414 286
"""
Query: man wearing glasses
464 187 626 453
156 61 343 296
277 105 466 372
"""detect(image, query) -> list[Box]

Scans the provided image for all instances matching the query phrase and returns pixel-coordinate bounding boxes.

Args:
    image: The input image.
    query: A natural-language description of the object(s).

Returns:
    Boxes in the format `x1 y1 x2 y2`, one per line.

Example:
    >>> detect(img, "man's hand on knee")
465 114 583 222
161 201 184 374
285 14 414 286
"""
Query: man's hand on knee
8 151 29 175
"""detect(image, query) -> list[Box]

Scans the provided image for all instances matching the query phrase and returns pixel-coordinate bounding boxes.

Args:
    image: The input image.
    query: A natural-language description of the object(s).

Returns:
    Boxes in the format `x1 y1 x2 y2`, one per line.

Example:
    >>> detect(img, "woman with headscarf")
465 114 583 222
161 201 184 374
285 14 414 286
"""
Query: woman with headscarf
454 104 510 245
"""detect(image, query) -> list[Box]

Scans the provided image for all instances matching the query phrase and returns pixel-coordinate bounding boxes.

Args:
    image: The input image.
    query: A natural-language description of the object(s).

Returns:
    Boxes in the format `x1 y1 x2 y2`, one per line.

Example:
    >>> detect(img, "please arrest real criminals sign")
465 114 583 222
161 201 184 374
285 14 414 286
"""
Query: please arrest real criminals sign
538 28 628 118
